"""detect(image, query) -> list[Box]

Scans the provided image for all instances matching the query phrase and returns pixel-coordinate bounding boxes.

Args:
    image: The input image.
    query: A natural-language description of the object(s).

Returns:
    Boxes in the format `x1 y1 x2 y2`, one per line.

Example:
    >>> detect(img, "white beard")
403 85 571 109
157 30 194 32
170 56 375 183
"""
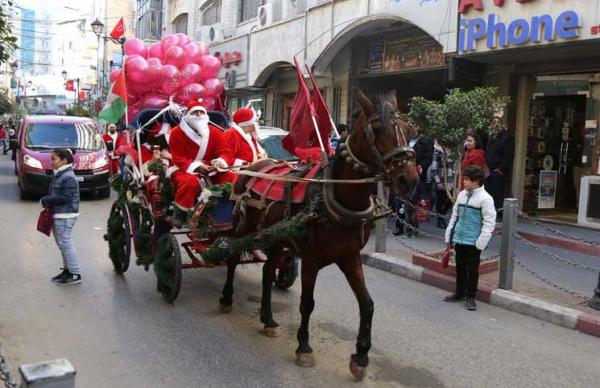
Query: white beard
184 114 209 134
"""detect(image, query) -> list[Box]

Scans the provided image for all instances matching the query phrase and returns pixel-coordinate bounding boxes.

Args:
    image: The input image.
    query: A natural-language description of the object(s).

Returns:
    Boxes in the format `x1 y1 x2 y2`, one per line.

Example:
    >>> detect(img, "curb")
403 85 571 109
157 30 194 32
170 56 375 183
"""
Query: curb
517 231 600 257
362 252 600 339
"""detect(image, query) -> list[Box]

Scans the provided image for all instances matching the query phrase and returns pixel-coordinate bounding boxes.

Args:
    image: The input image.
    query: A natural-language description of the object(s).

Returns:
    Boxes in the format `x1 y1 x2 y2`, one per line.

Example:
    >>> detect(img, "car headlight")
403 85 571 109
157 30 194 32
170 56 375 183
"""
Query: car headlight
94 156 109 169
23 154 43 169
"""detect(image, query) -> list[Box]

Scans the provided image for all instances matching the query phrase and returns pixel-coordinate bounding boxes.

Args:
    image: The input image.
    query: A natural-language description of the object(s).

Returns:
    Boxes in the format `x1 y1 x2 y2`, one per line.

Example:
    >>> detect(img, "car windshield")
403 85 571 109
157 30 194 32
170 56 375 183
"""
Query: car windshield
25 122 102 151
259 136 297 161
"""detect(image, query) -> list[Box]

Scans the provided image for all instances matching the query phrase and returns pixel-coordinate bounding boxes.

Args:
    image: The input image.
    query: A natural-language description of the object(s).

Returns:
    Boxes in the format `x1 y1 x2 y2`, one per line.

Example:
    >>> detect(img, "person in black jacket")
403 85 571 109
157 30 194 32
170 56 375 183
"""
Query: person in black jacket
485 116 515 215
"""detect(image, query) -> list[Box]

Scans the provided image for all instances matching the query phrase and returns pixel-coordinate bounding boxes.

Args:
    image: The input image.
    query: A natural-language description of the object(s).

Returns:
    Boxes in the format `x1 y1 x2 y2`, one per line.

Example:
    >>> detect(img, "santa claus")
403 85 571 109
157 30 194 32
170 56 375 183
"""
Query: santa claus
102 124 125 175
225 107 267 167
168 100 235 223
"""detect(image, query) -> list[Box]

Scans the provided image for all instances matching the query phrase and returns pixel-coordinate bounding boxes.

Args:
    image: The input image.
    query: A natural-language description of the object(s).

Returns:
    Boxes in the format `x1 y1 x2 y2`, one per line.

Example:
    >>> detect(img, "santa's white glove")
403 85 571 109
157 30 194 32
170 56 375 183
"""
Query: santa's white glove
212 159 228 172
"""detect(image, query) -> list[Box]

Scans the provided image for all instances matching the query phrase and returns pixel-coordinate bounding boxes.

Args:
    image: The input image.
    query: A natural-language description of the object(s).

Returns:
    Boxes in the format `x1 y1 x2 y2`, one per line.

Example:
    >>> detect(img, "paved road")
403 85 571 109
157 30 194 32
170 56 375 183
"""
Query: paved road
1 157 599 388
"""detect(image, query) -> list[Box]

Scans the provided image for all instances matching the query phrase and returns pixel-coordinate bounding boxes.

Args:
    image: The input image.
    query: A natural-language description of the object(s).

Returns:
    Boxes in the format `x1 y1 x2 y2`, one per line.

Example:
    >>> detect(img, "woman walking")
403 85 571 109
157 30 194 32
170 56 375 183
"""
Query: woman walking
461 132 485 189
41 149 82 285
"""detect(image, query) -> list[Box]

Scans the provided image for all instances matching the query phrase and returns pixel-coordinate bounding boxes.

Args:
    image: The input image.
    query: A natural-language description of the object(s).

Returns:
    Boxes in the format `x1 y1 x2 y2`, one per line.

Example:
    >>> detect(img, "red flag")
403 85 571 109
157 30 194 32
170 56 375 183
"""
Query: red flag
282 57 322 155
305 64 332 152
65 79 75 91
78 90 87 101
110 17 126 39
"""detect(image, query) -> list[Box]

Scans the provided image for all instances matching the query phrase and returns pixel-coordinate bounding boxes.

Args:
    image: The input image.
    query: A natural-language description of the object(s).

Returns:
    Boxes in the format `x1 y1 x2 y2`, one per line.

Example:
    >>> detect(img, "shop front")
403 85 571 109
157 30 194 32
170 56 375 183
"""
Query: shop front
458 0 600 227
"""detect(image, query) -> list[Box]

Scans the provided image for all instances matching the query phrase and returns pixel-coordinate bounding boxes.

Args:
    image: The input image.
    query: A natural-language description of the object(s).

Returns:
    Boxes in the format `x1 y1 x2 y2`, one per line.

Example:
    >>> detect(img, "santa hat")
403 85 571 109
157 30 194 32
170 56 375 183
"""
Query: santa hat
232 107 257 127
186 100 207 115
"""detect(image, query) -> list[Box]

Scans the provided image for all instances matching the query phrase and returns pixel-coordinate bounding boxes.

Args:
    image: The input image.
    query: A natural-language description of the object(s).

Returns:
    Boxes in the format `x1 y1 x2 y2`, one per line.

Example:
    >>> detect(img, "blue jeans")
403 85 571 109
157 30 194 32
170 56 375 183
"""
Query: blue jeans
52 217 80 275
1 139 6 154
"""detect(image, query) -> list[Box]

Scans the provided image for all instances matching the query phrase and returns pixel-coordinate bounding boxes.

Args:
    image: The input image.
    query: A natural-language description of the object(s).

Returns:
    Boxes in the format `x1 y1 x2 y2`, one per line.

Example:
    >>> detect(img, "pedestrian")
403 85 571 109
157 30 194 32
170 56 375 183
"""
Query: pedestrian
0 124 7 154
429 140 454 229
331 124 348 150
461 131 485 189
485 114 514 216
405 125 434 235
41 148 82 285
443 166 496 311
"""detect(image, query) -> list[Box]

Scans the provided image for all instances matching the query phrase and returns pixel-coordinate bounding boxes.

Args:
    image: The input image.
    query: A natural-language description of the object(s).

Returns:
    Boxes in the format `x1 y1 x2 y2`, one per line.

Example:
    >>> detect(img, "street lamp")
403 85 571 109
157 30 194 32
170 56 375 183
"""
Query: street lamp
10 61 18 73
91 18 105 37
61 70 67 80
91 18 105 99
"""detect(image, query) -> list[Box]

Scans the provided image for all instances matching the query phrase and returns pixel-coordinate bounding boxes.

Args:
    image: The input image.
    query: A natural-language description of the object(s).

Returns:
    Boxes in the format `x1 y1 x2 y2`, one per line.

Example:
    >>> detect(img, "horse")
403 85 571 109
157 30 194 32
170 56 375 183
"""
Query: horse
219 89 420 380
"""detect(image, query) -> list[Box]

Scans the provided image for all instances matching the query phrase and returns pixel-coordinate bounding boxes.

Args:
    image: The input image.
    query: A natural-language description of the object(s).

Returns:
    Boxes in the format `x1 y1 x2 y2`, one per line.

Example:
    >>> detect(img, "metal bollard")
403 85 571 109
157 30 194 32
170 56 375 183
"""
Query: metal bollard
19 359 75 388
499 198 518 290
375 182 387 253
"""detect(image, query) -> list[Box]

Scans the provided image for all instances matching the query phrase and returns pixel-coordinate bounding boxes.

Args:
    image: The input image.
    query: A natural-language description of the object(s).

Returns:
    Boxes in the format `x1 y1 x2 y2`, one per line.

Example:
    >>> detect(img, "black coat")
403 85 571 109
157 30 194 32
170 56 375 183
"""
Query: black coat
412 136 434 182
485 130 515 174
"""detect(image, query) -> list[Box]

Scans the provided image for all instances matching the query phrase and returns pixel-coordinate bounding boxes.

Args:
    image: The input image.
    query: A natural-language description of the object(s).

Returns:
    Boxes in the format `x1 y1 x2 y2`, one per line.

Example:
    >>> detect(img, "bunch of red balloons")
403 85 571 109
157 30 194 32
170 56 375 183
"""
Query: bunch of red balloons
109 33 225 120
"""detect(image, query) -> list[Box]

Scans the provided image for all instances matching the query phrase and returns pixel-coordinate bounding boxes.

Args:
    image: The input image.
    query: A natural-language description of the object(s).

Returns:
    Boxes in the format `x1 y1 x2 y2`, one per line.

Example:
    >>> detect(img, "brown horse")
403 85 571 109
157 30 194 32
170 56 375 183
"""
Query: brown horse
220 90 419 380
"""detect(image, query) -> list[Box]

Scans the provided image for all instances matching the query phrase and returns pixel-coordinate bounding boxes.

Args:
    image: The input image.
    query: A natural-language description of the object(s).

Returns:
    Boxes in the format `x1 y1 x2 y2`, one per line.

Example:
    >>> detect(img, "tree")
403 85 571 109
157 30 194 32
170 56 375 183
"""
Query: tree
408 87 509 201
0 1 18 65
0 86 11 114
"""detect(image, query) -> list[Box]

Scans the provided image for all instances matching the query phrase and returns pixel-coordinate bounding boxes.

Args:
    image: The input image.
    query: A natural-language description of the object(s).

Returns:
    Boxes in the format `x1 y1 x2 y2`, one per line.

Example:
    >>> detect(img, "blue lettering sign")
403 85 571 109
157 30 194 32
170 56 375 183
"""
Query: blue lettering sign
459 10 581 52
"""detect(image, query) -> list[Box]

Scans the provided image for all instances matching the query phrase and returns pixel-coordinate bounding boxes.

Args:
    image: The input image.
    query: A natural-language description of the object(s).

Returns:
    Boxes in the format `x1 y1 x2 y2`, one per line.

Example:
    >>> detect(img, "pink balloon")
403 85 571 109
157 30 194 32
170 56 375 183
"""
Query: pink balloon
197 42 210 57
127 93 139 105
175 33 190 47
141 95 168 109
179 83 205 101
203 77 224 96
200 55 221 79
159 64 182 95
124 38 148 58
109 68 122 83
126 56 149 84
164 46 185 68
161 34 178 51
183 43 203 64
202 97 217 110
146 58 163 83
148 42 163 59
180 63 202 86
125 54 144 65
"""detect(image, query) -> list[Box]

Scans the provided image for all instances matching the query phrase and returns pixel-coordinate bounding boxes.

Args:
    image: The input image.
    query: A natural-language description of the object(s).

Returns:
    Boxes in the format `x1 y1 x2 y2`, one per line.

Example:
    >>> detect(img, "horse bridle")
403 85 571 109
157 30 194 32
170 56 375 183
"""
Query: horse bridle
339 112 415 181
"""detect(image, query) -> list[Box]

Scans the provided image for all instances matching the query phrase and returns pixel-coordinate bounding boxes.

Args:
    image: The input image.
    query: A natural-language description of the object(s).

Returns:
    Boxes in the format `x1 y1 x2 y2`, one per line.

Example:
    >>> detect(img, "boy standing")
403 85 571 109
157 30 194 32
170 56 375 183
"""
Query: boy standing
444 166 496 310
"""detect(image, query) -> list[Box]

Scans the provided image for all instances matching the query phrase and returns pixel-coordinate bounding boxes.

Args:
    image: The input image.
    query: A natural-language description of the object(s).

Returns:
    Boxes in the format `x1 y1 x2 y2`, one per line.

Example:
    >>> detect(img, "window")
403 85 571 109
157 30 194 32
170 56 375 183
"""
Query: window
25 122 102 151
201 1 221 25
172 13 188 34
239 0 259 23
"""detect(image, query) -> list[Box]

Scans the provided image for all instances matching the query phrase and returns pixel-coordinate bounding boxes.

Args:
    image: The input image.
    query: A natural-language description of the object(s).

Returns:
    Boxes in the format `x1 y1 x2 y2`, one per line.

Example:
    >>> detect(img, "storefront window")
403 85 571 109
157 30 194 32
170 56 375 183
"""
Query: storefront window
239 0 259 23
172 13 188 34
202 1 221 25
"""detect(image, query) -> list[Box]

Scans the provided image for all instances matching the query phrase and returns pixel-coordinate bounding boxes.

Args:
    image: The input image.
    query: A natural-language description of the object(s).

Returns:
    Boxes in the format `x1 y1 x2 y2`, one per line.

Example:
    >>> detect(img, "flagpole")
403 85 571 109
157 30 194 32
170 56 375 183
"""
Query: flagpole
309 112 326 156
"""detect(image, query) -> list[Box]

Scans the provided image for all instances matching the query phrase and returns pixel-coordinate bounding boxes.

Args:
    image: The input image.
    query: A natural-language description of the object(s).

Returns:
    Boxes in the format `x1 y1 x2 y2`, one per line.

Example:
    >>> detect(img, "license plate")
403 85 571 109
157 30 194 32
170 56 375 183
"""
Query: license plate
77 177 84 182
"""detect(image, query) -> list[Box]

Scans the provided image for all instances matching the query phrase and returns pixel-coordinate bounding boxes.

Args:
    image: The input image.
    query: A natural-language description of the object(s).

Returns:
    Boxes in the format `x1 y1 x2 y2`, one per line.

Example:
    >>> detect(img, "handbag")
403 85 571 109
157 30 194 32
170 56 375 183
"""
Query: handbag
37 208 53 236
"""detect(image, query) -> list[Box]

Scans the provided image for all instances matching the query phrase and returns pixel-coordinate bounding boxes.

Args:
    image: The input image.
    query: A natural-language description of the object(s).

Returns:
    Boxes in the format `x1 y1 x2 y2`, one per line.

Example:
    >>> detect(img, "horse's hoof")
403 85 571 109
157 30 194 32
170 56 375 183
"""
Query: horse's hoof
295 352 315 368
349 359 367 381
219 303 232 314
262 326 281 338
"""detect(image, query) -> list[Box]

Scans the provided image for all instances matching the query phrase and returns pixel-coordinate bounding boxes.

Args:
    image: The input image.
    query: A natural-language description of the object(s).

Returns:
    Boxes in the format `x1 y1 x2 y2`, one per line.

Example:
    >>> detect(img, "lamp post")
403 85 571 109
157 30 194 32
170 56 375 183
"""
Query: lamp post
91 18 105 99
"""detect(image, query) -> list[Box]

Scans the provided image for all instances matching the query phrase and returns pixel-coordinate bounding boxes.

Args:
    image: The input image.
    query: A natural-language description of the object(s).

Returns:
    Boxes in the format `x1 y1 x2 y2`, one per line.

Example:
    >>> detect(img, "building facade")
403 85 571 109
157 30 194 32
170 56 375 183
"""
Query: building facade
458 0 600 227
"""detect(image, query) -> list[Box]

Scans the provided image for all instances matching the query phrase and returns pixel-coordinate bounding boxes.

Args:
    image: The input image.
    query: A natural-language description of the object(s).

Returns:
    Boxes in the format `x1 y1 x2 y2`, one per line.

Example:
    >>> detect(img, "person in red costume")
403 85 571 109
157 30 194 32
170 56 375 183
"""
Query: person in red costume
168 100 234 225
102 124 125 175
225 107 266 167
461 132 485 189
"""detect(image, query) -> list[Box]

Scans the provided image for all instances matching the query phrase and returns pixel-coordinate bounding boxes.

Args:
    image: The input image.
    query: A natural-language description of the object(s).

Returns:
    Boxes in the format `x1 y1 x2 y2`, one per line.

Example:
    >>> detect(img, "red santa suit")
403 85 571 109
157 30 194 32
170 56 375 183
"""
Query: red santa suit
168 102 235 210
225 107 266 167
102 129 124 175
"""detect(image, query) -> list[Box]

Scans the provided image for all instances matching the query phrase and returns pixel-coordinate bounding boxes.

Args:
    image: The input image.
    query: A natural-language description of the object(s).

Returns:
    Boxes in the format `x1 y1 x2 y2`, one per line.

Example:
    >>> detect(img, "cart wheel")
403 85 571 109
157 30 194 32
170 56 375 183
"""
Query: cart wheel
105 201 131 274
274 255 299 290
154 234 182 303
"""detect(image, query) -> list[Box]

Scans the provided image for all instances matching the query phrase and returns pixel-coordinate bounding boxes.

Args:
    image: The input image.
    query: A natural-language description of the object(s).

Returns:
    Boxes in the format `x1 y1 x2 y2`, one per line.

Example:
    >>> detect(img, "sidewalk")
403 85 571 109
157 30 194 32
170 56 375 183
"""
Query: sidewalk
363 220 600 326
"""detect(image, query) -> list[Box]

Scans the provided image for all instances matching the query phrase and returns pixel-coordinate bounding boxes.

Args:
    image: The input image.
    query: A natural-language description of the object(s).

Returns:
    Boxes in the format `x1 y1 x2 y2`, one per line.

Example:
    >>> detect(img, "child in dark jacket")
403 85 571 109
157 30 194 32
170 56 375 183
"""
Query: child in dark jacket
41 149 82 285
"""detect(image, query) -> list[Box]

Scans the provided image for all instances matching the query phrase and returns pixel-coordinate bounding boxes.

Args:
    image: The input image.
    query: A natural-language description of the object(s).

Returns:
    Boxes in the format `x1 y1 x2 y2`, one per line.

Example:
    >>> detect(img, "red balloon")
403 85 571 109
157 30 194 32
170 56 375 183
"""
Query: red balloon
146 58 163 83
127 93 139 105
109 68 122 83
200 55 221 79
202 97 217 110
161 34 178 51
183 43 203 64
175 33 190 47
124 38 148 58
164 46 185 68
141 95 168 109
148 42 163 59
125 54 144 64
203 77 224 96
179 83 205 100
180 63 202 86
197 42 210 56
126 57 149 84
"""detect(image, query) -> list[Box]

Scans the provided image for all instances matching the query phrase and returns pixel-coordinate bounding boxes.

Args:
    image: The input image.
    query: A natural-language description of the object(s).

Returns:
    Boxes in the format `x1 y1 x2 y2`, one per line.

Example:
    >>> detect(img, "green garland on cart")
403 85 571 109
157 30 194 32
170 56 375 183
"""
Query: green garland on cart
132 204 154 269
104 206 127 272
202 211 317 264
153 235 177 297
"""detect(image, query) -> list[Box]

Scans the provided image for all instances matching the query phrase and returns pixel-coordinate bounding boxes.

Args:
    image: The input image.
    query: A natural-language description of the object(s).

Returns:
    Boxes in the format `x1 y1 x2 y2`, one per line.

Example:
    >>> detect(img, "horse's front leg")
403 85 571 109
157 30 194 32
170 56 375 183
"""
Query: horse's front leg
337 253 374 381
260 252 280 337
295 259 318 368
219 255 239 313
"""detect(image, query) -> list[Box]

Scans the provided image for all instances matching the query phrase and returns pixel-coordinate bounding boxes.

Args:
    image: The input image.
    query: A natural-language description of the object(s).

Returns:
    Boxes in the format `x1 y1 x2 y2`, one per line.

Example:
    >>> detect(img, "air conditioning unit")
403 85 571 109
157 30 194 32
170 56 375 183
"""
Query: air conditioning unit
258 0 273 28
199 23 223 43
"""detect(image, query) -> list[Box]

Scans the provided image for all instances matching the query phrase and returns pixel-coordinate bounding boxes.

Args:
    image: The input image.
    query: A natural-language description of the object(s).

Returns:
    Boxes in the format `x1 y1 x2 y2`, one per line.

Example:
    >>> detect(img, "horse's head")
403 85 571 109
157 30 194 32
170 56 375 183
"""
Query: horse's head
348 89 419 199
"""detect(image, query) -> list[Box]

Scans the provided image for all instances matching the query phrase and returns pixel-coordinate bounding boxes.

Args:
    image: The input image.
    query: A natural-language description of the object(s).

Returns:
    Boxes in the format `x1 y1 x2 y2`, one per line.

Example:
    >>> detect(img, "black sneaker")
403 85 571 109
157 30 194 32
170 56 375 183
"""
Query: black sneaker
465 297 477 311
56 272 82 285
51 269 68 283
443 293 466 302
